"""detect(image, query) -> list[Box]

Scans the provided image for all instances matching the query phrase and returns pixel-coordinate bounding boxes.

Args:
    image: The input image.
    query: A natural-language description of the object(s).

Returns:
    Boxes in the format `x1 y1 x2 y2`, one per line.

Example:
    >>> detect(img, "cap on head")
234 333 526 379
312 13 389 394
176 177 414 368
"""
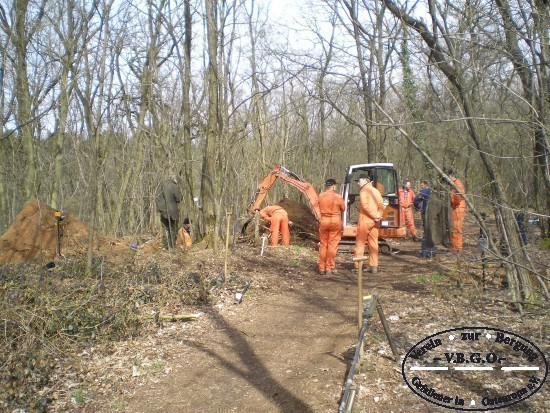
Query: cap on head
183 217 190 225
355 173 371 182
447 169 456 177
325 178 337 187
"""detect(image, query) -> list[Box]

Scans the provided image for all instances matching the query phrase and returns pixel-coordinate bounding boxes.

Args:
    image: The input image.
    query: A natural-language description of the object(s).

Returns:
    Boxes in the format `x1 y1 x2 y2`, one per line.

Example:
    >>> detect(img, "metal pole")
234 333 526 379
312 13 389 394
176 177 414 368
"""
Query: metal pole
56 220 61 257
54 211 63 257
375 295 399 361
339 316 369 413
260 235 267 256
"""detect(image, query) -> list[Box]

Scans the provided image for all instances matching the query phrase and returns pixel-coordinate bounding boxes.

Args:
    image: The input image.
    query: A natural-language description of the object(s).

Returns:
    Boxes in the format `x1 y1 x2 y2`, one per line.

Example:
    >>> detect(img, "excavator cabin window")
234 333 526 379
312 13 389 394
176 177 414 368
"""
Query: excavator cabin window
373 168 396 196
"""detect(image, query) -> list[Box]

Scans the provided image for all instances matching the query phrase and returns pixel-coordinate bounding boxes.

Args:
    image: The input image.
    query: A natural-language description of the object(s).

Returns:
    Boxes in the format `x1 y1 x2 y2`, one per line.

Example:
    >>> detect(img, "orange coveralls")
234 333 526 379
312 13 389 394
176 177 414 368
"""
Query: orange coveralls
450 178 466 252
398 188 417 238
354 183 384 269
260 205 290 246
318 189 346 272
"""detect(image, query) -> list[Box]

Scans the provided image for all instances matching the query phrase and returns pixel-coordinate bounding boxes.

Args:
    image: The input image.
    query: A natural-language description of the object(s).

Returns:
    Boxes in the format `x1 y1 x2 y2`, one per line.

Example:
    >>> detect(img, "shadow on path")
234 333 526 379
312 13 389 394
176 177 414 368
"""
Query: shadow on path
182 307 316 413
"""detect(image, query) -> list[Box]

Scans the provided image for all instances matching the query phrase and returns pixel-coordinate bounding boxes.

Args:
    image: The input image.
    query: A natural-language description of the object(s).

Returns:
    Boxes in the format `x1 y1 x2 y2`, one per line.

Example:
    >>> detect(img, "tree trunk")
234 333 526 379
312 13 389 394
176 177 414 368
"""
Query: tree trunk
182 0 194 205
346 0 376 161
201 0 220 250
14 0 36 201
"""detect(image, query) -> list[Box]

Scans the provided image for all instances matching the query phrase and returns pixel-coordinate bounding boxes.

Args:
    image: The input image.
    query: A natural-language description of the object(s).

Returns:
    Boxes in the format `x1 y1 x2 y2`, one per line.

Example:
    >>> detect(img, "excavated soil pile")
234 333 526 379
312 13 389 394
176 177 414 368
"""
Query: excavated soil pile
240 198 319 243
0 200 153 264
277 197 319 238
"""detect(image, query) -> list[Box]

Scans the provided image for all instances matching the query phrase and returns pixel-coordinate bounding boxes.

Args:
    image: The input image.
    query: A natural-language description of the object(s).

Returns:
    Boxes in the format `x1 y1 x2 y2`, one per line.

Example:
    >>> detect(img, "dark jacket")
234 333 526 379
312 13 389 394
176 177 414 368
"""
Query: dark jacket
413 187 431 214
156 180 182 220
424 185 449 248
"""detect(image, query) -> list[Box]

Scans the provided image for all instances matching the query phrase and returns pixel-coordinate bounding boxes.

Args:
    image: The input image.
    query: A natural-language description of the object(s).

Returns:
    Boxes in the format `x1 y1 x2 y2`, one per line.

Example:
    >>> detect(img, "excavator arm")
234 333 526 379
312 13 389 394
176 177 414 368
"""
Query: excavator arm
248 165 321 221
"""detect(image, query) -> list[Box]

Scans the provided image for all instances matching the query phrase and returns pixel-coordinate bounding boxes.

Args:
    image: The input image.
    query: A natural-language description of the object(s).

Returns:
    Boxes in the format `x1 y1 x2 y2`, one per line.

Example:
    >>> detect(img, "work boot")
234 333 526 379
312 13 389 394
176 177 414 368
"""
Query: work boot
369 266 378 274
318 269 326 275
412 236 421 242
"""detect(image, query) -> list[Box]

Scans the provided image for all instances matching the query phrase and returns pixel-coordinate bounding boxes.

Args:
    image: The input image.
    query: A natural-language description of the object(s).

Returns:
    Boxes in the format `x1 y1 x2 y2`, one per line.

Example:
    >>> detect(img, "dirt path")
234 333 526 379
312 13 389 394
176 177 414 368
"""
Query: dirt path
111 265 359 412
85 241 434 413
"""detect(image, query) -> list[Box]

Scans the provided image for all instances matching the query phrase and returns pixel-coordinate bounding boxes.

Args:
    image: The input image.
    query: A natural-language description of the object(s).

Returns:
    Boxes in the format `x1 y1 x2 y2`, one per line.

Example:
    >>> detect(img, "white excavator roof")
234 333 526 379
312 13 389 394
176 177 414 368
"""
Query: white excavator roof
346 163 394 173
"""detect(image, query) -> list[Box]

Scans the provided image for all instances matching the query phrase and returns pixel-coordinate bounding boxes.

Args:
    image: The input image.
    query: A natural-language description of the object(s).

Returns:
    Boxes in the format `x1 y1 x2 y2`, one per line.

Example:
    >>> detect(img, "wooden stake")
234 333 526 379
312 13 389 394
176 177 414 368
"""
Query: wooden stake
224 213 232 280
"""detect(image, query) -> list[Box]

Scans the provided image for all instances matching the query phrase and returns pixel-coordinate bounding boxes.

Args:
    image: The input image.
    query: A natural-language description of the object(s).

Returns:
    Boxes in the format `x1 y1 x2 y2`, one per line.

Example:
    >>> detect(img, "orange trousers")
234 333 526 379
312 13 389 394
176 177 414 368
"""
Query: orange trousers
450 207 466 252
403 207 417 237
354 222 379 268
270 212 290 246
318 219 342 271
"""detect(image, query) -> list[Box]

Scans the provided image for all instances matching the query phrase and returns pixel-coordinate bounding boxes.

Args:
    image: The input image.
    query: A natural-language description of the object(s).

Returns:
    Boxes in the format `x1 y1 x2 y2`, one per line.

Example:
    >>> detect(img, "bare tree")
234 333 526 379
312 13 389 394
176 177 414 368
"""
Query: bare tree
382 0 547 306
201 0 220 249
2 0 47 201
494 0 550 237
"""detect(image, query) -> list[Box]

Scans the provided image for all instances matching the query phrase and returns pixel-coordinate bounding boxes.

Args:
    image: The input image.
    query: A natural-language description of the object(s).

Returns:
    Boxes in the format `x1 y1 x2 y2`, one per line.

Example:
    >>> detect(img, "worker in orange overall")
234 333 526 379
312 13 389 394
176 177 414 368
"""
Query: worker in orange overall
398 180 419 241
318 178 346 275
354 173 384 274
448 170 466 253
260 205 291 246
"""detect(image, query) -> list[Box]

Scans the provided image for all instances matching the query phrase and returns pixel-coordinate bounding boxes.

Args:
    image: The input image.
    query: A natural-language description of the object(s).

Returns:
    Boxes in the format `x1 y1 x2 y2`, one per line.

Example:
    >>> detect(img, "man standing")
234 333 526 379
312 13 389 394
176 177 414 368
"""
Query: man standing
399 180 419 241
156 176 182 250
318 178 346 275
260 205 290 246
354 173 384 274
414 180 431 227
448 170 466 253
414 180 434 258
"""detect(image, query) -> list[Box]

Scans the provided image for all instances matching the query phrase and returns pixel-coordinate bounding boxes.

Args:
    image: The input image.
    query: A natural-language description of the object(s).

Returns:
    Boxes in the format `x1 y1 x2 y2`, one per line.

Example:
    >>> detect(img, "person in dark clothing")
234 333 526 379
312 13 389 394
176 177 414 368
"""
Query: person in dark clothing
422 181 449 258
414 180 432 256
414 180 431 223
156 176 183 249
514 211 528 245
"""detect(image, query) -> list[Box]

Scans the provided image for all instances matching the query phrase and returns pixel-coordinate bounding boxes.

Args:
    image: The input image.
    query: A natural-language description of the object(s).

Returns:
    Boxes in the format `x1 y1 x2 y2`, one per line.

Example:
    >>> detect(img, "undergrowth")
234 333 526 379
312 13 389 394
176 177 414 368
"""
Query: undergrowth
0 255 218 411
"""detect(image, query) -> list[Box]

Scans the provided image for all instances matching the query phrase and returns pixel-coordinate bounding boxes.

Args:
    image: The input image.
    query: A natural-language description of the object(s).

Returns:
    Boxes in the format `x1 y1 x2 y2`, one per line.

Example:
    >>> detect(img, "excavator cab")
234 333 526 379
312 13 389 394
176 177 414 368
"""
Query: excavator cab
339 163 406 253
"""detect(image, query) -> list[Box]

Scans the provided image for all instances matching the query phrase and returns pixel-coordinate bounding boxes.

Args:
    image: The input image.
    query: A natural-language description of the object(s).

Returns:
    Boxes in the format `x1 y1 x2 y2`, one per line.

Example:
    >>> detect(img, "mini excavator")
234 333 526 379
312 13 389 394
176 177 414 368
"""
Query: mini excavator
247 164 407 253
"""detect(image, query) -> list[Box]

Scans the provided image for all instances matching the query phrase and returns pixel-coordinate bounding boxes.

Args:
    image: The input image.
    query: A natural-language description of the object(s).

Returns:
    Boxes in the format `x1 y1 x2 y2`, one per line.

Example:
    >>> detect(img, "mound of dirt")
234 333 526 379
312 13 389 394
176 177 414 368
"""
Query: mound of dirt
0 200 88 263
277 198 318 239
0 200 156 264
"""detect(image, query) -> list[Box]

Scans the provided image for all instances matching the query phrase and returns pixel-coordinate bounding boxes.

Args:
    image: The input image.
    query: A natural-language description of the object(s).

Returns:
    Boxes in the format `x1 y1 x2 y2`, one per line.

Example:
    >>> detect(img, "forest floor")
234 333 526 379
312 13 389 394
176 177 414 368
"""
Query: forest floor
1 200 548 413
81 244 549 413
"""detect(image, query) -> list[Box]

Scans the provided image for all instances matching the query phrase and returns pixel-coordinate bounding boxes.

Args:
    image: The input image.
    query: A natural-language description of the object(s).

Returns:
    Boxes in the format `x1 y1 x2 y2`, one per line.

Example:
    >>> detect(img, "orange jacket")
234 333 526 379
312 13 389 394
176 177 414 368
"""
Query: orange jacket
450 178 466 209
398 188 416 208
260 205 287 220
359 183 383 224
318 189 345 220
